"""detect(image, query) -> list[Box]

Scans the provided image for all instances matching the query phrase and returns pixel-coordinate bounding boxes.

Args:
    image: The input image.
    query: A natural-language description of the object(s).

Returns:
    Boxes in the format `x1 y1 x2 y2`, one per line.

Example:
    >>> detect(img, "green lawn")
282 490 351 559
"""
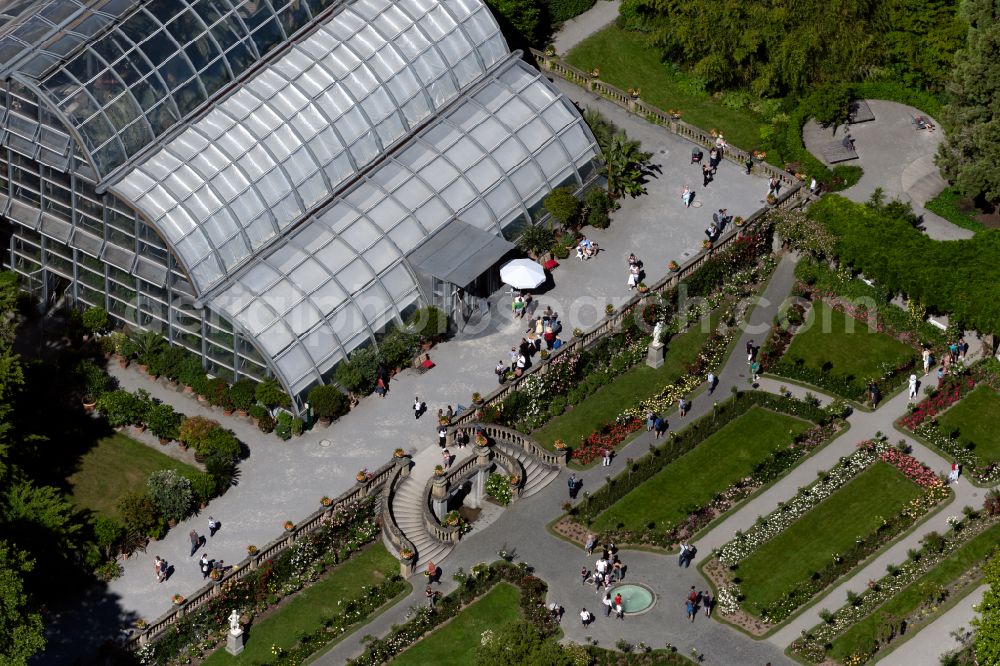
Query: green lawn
391 583 521 665
937 385 1000 464
785 301 915 382
66 433 201 520
591 407 812 533
533 307 723 450
565 26 768 152
736 462 924 615
829 521 1000 661
203 544 407 665
924 187 986 233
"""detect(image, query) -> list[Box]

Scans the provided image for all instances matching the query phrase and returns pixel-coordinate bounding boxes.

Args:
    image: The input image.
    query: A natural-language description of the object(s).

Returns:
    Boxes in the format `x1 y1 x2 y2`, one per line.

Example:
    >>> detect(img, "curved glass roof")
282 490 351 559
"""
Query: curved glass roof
209 57 599 396
16 0 344 177
113 0 506 294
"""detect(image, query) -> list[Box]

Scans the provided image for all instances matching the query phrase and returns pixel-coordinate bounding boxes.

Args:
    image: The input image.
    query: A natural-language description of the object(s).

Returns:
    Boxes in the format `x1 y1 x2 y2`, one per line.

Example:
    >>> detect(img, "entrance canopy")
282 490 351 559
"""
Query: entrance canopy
407 218 514 288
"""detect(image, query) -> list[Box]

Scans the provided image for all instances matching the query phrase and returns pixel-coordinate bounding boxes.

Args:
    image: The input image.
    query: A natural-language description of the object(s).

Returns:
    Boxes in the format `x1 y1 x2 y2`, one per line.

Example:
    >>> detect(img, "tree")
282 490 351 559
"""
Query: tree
937 0 1000 207
486 0 542 45
475 619 573 666
147 470 193 523
255 377 291 409
603 132 653 198
975 551 1000 664
0 541 45 665
80 307 108 334
543 188 581 228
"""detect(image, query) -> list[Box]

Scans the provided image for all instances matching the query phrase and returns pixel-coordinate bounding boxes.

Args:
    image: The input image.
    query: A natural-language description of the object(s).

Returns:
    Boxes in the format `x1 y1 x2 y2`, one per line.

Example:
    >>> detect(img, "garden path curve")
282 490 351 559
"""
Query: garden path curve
802 99 973 241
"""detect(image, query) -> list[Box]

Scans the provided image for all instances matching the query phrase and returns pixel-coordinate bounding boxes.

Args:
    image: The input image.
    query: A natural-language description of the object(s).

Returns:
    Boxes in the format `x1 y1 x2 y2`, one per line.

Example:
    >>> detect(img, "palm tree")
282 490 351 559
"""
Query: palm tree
603 132 653 198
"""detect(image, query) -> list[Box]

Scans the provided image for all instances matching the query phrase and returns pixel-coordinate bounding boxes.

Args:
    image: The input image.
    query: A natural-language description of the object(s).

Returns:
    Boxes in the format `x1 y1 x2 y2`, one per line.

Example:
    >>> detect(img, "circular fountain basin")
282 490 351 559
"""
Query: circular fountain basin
610 583 656 614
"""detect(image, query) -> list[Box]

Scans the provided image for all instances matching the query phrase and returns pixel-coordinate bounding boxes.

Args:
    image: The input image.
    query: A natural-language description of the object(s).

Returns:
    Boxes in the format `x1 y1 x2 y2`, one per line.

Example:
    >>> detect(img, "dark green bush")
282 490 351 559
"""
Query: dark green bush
145 403 181 441
229 379 257 412
544 0 596 23
96 390 144 427
255 377 291 409
335 346 379 395
81 306 108 333
308 384 351 421
406 306 448 341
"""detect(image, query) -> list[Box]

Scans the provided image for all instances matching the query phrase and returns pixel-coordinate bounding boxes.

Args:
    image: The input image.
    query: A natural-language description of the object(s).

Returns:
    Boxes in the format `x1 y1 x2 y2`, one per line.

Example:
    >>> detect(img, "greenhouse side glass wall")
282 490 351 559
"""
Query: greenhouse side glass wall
0 0 599 410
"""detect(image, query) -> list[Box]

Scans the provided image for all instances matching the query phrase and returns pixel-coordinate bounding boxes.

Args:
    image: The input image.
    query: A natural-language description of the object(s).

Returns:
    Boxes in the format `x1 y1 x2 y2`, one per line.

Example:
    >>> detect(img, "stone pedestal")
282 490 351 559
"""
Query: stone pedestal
646 342 665 369
431 477 449 522
226 630 245 656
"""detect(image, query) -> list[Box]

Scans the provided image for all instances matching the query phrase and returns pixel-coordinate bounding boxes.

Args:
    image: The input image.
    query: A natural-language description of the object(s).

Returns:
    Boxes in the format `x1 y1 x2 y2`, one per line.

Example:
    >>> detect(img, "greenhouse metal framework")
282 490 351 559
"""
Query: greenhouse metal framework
0 0 599 408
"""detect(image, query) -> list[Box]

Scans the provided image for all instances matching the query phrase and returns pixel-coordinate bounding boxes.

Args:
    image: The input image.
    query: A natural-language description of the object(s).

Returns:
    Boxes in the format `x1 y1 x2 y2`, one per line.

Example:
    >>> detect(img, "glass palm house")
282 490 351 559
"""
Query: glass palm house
0 0 599 410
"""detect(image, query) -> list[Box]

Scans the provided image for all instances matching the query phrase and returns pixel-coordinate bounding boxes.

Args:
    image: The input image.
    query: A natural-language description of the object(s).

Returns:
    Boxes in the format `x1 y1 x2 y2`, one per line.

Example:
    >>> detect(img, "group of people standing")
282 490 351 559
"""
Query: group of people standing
576 538 630 625
627 252 644 290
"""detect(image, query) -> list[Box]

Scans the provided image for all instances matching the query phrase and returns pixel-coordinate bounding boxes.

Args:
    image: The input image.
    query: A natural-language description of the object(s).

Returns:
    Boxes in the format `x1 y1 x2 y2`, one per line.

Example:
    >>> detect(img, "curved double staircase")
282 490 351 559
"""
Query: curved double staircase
382 424 563 571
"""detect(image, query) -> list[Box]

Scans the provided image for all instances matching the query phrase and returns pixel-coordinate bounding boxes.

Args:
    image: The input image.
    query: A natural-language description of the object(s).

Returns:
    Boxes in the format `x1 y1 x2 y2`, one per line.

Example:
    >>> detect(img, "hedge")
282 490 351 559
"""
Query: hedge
810 195 1000 336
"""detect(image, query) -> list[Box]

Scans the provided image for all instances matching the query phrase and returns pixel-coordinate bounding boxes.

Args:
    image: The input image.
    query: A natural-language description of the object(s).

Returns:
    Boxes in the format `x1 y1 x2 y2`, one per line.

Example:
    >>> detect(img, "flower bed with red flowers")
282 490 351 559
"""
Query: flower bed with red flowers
878 447 941 488
898 375 976 429
571 417 643 465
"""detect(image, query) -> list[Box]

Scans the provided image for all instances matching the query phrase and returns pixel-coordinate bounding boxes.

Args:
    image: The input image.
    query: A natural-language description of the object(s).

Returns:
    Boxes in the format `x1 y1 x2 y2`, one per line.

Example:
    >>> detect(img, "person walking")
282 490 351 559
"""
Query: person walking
750 360 760 384
580 608 593 628
581 567 590 585
707 372 716 394
702 590 712 617
208 516 219 537
744 154 753 175
681 185 693 208
437 423 447 448
602 448 612 467
413 396 423 420
686 598 696 622
746 340 755 363
678 397 687 417
702 162 712 187
615 596 625 620
678 543 689 567
922 348 932 375
612 559 623 582
200 553 211 579
441 448 451 470
908 374 918 401
495 361 506 385
425 585 437 608
585 534 597 555
603 592 613 617
654 416 666 439
189 529 200 556
646 410 655 432
568 473 579 499
949 461 961 484
154 556 166 583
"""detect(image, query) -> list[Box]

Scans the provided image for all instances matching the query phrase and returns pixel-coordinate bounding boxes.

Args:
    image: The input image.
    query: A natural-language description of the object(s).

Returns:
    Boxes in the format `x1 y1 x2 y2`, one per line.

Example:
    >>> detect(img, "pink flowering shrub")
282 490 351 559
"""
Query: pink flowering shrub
878 448 940 488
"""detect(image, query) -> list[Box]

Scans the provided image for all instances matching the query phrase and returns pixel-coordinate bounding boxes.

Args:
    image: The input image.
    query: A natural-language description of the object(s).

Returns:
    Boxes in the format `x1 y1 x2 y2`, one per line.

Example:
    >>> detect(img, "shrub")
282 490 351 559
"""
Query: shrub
516 223 556 257
179 416 220 451
205 377 233 410
406 306 448 341
544 0 595 23
248 404 268 421
336 347 377 395
229 379 257 412
146 403 181 441
148 346 188 381
81 306 108 333
378 329 419 369
257 413 276 434
96 390 144 427
550 242 570 260
544 187 581 229
177 355 205 388
93 516 124 559
275 411 294 441
584 187 613 229
255 377 290 409
189 472 217 506
147 470 194 523
309 385 350 421
132 330 166 366
117 491 161 536
485 472 513 506
202 427 240 461
75 359 112 401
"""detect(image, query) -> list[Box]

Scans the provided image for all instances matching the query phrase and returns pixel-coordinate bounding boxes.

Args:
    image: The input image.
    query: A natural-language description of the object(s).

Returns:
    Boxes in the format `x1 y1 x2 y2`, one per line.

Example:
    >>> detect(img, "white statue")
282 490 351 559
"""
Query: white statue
229 610 241 634
652 321 664 345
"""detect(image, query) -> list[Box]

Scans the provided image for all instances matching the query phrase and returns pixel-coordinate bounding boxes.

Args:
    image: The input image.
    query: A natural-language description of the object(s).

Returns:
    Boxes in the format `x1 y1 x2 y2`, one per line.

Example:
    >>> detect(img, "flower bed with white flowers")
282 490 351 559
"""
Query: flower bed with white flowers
707 440 951 631
791 512 1000 664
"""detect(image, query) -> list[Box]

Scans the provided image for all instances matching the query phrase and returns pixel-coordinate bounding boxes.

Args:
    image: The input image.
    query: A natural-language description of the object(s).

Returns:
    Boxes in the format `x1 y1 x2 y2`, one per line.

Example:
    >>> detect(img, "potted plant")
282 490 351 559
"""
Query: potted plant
399 547 414 560
553 439 567 450
668 260 679 271
702 240 713 249
589 67 600 78
669 109 682 121
539 349 550 360
752 150 766 161
628 87 641 99
307 384 349 426
572 327 583 338
433 464 445 477
438 414 450 425
508 475 521 486
733 216 745 227
637 282 649 294
355 469 368 482
283 520 295 532
474 432 489 447
230 379 257 416
134 619 148 630
766 193 777 205
393 447 407 458
209 568 222 582
471 392 483 406
246 544 259 556
544 45 555 57
320 496 332 507
605 304 615 315
172 594 185 606
444 510 461 526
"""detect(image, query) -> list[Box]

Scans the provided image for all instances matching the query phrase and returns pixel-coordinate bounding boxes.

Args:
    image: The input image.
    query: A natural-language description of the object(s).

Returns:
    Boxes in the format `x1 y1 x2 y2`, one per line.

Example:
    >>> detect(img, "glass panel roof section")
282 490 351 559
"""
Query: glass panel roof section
209 57 598 396
114 0 506 294
6 0 341 177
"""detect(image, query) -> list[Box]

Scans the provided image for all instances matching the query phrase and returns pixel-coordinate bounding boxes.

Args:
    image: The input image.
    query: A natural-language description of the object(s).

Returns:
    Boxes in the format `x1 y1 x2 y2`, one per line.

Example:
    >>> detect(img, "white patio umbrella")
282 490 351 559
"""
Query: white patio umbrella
500 258 546 289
